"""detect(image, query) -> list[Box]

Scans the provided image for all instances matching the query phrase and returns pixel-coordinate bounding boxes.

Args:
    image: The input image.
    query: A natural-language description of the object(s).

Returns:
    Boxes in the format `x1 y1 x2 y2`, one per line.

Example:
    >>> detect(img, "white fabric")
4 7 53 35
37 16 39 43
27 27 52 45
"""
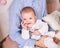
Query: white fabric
44 37 58 48
45 31 55 37
55 31 60 40
21 20 48 40
42 10 60 30
31 35 41 40
30 20 48 40
21 28 30 39
23 46 33 48
21 19 59 48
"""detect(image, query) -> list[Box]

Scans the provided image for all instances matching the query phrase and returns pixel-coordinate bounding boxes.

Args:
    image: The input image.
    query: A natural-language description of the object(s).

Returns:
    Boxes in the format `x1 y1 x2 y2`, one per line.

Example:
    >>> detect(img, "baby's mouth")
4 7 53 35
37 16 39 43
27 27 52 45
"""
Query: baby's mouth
27 23 31 25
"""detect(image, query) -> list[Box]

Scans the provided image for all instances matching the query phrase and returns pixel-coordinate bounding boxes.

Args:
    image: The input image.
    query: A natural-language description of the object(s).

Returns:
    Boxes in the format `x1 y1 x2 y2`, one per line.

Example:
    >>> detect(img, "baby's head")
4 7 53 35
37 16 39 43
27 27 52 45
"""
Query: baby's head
21 7 36 28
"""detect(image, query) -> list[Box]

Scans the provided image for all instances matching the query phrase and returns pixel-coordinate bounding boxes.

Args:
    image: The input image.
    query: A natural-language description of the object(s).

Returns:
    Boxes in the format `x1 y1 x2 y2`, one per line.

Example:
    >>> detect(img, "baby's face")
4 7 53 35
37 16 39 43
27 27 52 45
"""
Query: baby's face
22 12 36 28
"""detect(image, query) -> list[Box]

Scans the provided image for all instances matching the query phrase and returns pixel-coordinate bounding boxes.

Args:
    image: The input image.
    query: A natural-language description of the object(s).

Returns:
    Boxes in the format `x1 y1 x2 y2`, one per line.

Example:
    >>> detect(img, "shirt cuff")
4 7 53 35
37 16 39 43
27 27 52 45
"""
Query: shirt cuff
22 29 30 39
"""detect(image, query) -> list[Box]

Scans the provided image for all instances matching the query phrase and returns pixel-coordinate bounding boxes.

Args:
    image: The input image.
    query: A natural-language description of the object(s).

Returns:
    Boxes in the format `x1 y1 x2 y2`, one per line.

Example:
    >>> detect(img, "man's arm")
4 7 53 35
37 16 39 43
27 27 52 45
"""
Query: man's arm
9 0 25 45
43 0 47 16
3 36 18 48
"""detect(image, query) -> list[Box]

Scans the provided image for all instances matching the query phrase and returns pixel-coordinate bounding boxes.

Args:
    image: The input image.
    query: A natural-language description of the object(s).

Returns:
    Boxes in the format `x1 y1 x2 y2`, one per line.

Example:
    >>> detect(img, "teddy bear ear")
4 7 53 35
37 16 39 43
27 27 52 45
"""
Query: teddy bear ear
0 0 7 5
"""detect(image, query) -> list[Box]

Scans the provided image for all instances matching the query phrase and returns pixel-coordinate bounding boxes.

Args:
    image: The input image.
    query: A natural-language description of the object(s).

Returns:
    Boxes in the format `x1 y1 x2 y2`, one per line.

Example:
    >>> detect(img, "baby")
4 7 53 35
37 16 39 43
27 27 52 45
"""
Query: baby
20 7 58 48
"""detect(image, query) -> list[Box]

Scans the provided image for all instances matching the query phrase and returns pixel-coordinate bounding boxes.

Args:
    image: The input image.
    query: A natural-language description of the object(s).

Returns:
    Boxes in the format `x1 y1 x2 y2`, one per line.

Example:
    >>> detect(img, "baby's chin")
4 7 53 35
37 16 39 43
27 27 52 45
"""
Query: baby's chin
28 26 32 28
28 25 33 28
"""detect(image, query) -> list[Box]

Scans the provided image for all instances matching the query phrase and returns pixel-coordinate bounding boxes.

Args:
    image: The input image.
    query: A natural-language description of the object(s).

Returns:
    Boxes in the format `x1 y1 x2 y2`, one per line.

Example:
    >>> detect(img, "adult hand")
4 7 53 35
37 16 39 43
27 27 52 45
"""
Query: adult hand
3 36 18 48
53 37 60 44
35 36 47 48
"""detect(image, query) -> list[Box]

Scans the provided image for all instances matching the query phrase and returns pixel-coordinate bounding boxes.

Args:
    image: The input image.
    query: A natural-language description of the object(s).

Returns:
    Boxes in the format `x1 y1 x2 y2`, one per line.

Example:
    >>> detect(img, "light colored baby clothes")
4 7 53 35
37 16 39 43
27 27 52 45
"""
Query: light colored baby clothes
21 19 48 40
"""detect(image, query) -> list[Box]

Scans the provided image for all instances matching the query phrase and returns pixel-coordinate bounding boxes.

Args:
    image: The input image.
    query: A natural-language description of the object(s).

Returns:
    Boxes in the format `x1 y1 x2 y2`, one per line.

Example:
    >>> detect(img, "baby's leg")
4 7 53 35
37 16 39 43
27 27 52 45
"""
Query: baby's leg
44 37 58 48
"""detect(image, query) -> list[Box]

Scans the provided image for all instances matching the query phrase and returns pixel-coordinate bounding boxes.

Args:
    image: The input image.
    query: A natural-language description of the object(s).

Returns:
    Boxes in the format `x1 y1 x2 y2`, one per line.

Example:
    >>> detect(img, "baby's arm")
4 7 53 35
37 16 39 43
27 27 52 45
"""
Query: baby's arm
31 21 48 36
32 29 41 36
38 22 48 35
31 29 41 40
21 21 30 39
31 20 48 40
45 31 55 37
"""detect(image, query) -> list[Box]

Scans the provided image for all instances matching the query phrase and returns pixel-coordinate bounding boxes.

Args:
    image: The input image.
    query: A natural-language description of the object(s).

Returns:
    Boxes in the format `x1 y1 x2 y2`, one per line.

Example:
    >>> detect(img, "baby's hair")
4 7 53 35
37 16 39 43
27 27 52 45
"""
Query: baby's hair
20 7 36 16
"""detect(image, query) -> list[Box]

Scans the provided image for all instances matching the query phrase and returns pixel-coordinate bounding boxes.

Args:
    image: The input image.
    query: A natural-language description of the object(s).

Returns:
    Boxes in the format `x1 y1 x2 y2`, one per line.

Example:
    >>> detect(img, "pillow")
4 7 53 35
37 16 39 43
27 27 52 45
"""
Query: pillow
42 10 60 30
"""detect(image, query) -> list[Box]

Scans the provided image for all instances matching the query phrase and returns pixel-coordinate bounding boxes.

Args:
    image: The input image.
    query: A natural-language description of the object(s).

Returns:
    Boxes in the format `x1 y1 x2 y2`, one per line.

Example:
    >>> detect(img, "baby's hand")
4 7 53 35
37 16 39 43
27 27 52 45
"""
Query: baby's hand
33 29 41 36
21 21 28 30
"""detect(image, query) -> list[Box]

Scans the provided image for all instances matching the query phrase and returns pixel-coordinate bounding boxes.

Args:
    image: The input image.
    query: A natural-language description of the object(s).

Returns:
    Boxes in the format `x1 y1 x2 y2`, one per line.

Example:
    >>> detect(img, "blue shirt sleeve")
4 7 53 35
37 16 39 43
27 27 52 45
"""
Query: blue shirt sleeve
32 0 47 19
9 0 47 48
9 0 25 46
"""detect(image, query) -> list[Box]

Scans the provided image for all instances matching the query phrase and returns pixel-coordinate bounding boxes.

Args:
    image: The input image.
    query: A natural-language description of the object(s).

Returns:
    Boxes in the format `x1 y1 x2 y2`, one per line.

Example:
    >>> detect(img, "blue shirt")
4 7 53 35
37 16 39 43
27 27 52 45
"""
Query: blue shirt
9 0 47 48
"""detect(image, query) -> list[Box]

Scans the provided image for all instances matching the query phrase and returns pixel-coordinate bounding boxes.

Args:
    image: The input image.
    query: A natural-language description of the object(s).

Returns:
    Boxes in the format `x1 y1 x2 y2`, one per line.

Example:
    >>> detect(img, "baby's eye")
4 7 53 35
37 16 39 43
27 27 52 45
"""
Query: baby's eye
29 18 32 19
23 19 26 20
